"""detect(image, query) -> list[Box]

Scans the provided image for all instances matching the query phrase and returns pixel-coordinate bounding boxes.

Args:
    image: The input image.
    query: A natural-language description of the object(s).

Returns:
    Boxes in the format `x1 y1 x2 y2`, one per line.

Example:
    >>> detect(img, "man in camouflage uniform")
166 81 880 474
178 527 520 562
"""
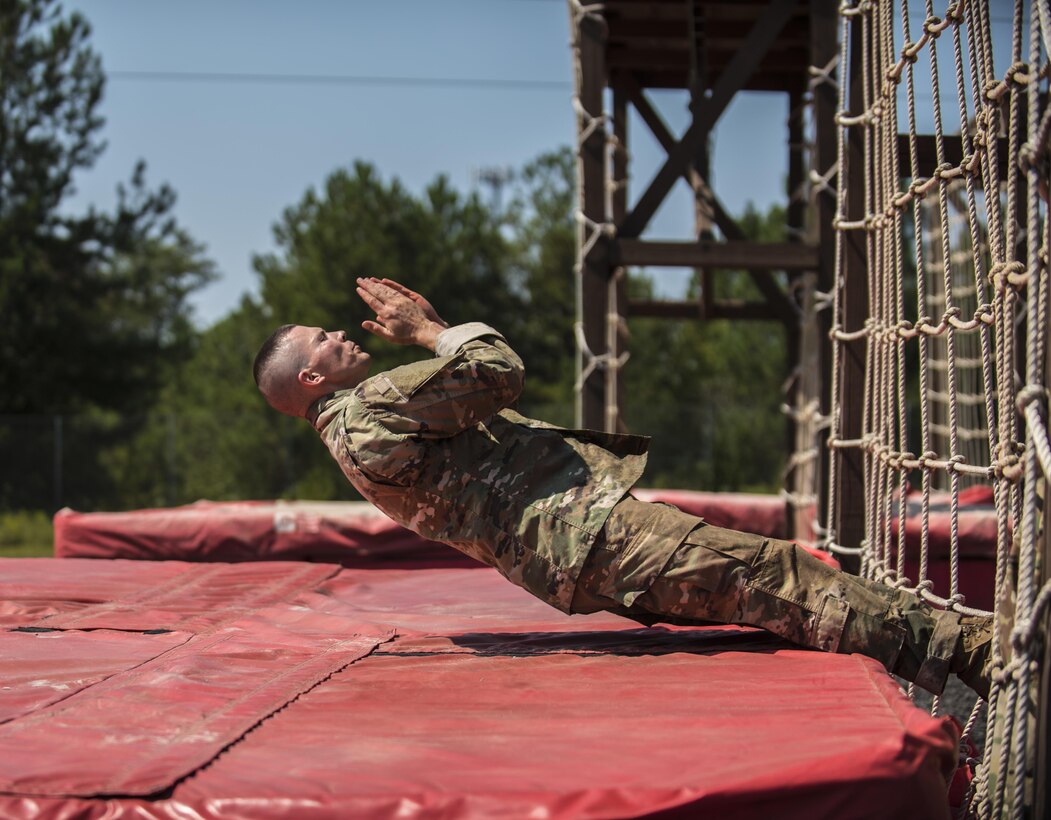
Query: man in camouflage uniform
253 277 993 698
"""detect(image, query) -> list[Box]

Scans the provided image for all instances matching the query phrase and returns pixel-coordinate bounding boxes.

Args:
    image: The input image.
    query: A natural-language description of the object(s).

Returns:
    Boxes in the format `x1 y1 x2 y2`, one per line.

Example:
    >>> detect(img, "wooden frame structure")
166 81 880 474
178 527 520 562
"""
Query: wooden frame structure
567 0 838 540
567 0 1013 548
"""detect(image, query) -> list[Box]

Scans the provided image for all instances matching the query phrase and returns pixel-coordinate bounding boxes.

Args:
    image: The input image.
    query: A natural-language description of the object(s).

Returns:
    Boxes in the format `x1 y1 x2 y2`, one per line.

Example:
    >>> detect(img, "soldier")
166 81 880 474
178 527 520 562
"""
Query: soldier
253 277 994 699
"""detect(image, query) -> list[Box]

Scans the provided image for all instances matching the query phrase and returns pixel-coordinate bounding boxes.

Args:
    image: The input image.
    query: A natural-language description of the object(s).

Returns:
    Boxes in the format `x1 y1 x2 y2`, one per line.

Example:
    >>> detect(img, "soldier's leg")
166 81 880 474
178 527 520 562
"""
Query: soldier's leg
576 508 992 697
638 527 992 696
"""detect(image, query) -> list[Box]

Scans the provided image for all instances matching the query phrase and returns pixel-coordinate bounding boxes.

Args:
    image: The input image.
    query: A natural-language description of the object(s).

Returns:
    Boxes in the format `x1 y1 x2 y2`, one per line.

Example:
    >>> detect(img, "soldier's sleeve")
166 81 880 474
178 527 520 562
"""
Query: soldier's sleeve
357 323 524 440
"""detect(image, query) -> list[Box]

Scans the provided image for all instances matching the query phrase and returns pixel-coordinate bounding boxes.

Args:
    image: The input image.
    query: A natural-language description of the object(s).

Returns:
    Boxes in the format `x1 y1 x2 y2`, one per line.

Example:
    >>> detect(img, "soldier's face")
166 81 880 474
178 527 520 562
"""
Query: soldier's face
294 325 371 388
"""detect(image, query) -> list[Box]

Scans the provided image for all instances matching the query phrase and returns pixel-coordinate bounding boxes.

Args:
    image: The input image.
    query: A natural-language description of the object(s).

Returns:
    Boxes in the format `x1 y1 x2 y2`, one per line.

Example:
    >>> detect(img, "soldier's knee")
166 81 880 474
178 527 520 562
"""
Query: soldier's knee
743 538 837 609
681 524 766 565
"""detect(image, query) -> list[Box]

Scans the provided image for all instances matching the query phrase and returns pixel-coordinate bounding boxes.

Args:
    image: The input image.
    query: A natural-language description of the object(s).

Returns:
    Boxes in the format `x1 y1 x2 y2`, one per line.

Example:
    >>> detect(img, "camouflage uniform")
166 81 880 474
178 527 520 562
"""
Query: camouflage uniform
311 323 694 614
311 324 968 694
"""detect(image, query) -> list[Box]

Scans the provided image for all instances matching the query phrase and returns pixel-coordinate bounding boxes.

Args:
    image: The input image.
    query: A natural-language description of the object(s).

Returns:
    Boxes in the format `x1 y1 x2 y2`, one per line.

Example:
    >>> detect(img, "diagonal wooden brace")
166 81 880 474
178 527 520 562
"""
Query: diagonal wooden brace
618 0 800 239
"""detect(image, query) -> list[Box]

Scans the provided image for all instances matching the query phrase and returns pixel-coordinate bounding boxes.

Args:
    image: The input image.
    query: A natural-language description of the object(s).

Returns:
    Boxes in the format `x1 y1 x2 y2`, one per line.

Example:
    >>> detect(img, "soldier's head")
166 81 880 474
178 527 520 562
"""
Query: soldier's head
253 324 372 417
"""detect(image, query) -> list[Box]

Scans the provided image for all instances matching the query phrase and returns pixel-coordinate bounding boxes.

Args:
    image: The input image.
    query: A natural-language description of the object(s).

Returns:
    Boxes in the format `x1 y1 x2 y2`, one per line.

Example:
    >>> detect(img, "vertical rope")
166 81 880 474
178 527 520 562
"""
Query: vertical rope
831 0 1049 813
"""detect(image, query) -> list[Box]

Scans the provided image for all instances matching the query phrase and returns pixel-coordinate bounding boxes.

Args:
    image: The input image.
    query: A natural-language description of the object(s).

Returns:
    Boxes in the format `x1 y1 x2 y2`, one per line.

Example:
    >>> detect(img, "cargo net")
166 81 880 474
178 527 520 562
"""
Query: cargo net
817 0 1051 815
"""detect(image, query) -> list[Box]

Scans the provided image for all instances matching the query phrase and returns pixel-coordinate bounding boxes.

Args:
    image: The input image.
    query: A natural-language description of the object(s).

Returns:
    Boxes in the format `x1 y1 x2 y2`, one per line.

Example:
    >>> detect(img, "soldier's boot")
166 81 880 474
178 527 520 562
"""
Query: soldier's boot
948 615 995 700
837 577 995 698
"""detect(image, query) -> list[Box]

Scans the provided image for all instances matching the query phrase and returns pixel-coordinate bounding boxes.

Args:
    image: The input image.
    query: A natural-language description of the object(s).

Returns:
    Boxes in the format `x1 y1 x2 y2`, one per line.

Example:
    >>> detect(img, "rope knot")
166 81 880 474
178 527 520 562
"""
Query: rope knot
935 161 958 180
1018 140 1050 174
972 304 994 327
993 452 1021 480
922 15 945 36
839 0 873 16
989 260 1027 290
1004 61 1031 87
914 314 935 335
907 176 931 202
915 450 939 470
1015 384 1049 414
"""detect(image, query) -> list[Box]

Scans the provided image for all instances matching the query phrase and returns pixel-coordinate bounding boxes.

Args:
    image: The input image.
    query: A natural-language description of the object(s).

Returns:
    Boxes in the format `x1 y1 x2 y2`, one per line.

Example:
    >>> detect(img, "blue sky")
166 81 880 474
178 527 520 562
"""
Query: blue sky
63 0 790 325
63 1 1013 327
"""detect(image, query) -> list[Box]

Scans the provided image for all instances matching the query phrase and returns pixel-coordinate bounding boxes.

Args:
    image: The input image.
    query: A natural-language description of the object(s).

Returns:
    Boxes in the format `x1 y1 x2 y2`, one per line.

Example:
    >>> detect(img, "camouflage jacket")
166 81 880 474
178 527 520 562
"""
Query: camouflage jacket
311 323 652 612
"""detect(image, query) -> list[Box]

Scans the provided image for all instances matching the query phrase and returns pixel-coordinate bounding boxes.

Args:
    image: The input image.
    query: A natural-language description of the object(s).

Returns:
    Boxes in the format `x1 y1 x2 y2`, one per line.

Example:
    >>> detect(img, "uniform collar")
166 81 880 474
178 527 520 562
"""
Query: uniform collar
305 393 335 430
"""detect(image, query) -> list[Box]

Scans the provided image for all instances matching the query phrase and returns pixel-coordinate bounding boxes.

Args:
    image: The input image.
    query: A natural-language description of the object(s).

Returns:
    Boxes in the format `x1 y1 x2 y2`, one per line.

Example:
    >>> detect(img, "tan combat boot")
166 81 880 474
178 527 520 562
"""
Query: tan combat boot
950 615 995 700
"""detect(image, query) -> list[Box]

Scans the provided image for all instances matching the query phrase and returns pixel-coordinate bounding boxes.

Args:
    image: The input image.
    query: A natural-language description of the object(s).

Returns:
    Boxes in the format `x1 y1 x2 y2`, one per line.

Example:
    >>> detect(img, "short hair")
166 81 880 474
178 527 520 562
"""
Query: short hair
253 324 308 417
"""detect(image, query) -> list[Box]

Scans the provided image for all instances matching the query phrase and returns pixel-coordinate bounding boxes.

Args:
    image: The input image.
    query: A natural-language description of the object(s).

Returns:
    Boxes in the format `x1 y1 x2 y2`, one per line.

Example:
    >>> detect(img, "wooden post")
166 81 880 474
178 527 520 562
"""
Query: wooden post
609 87 629 433
835 13 869 571
784 85 807 540
688 0 714 317
574 11 610 431
810 0 840 553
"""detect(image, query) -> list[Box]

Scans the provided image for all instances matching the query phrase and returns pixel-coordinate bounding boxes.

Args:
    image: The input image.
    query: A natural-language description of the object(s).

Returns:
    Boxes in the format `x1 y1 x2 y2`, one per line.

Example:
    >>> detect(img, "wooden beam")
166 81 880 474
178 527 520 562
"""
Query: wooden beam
617 0 799 239
607 45 809 70
627 299 781 321
606 17 810 43
627 299 703 319
616 239 817 271
603 0 808 22
611 68 801 92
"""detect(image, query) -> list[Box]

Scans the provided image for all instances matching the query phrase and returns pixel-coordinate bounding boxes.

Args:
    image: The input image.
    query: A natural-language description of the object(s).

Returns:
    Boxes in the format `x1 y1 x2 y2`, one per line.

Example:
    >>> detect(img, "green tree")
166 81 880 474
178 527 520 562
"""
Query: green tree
102 298 300 507
505 148 577 419
126 161 532 504
0 0 103 226
255 162 522 376
624 203 788 492
0 0 214 416
0 0 214 512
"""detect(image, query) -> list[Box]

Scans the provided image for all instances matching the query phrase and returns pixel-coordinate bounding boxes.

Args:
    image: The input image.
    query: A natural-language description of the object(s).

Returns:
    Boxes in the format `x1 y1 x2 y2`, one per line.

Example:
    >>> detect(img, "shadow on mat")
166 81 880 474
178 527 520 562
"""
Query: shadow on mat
445 626 792 657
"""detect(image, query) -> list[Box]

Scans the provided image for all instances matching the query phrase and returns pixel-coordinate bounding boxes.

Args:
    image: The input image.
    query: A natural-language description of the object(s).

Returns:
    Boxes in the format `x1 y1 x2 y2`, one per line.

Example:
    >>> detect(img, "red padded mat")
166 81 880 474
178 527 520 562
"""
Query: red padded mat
54 500 479 567
0 559 959 818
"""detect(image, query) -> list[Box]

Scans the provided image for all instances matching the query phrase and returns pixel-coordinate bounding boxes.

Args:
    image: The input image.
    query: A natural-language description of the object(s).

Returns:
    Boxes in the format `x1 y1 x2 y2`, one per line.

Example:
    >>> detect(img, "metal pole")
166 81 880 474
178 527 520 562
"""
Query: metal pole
166 412 177 506
52 414 62 511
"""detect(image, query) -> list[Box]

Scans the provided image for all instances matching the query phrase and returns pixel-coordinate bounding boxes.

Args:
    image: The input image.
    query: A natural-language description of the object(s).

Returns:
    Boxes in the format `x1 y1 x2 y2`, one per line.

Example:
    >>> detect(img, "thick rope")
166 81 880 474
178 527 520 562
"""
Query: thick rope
826 2 1049 815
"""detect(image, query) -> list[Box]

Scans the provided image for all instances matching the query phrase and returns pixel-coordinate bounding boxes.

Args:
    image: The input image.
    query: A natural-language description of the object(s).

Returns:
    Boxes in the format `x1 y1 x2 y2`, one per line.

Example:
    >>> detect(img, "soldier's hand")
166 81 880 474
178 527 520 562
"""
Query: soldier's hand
356 277 447 351
377 279 447 329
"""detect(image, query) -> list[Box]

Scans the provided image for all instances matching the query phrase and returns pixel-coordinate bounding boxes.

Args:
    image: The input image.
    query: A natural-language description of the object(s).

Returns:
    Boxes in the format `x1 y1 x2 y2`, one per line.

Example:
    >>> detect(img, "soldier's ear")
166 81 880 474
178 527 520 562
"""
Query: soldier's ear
298 369 323 387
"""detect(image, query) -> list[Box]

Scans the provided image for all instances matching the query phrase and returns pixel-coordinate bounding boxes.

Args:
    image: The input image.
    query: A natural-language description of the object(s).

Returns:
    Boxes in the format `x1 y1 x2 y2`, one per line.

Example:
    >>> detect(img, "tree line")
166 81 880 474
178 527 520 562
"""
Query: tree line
0 0 787 513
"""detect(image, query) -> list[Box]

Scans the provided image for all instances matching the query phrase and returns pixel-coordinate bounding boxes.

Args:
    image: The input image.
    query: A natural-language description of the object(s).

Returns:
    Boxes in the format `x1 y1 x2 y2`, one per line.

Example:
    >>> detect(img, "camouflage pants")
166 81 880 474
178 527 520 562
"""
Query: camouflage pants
572 497 964 694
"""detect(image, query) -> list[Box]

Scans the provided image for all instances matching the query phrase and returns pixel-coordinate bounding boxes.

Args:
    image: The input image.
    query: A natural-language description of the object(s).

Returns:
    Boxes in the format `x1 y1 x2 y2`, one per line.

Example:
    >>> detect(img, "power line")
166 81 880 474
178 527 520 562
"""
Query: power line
107 69 572 91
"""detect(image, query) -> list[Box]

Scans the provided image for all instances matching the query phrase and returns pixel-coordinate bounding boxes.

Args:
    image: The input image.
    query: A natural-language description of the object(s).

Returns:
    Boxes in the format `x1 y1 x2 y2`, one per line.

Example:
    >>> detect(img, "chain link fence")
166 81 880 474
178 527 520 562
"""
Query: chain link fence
0 399 784 515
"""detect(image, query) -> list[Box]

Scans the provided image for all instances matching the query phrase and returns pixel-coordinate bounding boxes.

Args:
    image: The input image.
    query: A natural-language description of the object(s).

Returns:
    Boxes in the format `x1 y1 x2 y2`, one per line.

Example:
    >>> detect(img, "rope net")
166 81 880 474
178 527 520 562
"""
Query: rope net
818 1 1051 815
